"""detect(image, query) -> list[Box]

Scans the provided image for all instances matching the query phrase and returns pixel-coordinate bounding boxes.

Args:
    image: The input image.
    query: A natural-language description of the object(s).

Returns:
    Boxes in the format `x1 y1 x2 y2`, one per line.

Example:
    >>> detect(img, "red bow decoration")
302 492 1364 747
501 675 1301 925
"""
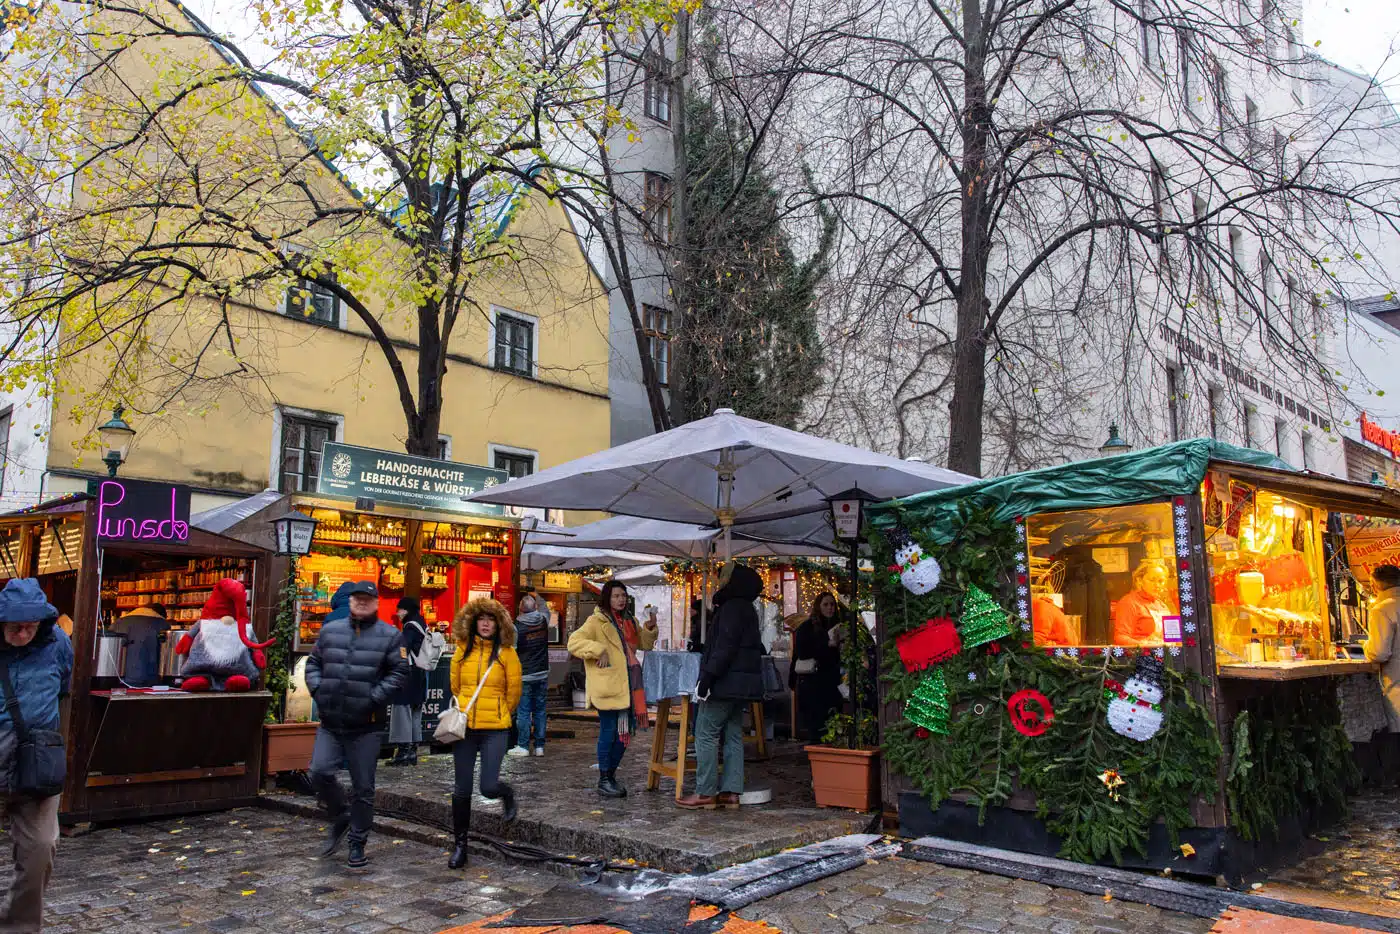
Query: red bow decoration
897 618 962 671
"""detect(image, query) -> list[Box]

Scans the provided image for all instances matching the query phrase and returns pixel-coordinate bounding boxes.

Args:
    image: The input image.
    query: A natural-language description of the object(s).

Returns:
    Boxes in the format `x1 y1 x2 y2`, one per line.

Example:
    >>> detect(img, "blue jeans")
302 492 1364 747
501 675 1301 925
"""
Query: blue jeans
597 709 626 772
694 700 746 797
515 678 548 750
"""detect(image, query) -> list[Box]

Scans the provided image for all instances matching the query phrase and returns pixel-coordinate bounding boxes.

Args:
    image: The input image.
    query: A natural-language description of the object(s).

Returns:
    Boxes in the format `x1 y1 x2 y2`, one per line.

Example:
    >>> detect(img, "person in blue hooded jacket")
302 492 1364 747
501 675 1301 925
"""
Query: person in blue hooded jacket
0 578 73 931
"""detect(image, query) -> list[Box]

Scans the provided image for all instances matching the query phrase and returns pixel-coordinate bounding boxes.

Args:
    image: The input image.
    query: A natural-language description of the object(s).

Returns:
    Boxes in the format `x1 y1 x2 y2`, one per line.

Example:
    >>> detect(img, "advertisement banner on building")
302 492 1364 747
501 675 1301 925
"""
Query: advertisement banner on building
316 442 507 516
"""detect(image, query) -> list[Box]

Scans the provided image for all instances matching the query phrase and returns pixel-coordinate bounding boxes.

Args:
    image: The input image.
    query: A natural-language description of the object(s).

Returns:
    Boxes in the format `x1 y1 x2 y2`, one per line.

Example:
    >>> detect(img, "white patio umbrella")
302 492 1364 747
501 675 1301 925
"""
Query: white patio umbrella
466 408 973 556
524 515 839 560
518 544 660 573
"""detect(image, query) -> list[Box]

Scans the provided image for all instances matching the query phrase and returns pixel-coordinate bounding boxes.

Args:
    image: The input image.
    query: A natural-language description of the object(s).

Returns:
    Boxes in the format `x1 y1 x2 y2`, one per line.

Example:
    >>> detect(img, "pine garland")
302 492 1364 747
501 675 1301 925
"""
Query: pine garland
264 560 300 724
871 503 1221 865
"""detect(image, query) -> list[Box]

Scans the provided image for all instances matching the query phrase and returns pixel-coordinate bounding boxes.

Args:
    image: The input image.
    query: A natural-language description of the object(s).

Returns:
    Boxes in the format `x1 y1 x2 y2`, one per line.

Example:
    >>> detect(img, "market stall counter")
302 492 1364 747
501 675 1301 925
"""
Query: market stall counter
0 482 275 823
867 440 1400 881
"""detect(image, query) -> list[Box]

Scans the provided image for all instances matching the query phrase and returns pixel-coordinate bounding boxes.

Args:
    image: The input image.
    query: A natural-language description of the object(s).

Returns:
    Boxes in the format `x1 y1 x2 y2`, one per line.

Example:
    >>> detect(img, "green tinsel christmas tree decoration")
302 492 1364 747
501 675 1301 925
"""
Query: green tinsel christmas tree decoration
959 584 1013 648
905 668 951 735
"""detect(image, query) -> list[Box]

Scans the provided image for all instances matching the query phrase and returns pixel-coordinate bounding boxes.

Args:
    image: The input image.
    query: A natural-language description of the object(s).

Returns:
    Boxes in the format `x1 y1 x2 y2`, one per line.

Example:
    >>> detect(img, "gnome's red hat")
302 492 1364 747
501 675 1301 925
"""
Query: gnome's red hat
202 578 274 650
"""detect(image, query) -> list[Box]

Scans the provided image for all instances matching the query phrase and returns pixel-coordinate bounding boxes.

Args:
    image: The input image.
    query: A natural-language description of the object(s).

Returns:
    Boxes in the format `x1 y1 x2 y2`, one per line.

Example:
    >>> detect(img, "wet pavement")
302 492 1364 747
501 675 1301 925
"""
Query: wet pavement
1264 789 1400 908
28 806 558 933
3 806 1222 934
332 729 875 873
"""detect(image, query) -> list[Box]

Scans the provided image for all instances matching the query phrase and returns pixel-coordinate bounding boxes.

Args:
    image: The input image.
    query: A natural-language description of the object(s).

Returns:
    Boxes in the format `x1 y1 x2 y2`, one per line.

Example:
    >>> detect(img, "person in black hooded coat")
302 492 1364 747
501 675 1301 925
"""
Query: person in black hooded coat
388 597 429 766
678 562 764 809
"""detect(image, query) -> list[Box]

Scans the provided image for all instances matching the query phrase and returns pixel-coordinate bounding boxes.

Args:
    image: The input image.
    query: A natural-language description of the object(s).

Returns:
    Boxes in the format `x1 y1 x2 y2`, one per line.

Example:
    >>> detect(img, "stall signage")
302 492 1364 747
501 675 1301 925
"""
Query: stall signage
316 442 506 516
94 479 191 544
1360 413 1400 460
542 572 582 593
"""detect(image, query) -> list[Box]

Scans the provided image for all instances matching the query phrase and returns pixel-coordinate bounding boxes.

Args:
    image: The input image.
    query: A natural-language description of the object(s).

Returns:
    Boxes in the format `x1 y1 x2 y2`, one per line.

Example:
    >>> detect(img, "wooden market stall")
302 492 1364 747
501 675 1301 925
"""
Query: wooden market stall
868 439 1400 880
0 482 275 824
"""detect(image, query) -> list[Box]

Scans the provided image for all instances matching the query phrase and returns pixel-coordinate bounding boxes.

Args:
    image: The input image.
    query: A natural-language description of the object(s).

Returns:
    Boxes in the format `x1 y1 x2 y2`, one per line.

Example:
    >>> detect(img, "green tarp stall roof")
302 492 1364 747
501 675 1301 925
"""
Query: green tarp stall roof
868 439 1292 543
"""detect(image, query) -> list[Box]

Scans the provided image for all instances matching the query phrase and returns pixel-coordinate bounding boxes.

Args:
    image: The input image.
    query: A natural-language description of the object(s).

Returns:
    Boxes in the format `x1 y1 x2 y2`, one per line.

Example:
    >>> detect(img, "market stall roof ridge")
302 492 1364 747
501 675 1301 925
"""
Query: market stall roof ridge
868 439 1300 542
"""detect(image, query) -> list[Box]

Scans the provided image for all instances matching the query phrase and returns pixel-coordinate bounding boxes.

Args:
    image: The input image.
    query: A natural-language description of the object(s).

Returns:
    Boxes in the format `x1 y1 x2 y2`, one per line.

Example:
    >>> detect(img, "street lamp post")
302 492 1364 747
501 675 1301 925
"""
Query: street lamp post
97 406 136 477
829 487 876 750
1100 423 1132 457
271 509 320 558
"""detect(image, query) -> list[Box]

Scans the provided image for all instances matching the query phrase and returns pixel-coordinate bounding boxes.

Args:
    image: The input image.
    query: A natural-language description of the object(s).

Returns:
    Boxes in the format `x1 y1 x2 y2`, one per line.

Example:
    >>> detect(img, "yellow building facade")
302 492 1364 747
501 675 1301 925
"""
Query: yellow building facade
23 2 612 512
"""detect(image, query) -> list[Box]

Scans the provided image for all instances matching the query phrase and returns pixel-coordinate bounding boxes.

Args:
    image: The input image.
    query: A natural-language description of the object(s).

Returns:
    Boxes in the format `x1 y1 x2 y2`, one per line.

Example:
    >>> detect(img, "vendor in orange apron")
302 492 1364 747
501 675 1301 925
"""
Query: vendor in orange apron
1112 560 1172 646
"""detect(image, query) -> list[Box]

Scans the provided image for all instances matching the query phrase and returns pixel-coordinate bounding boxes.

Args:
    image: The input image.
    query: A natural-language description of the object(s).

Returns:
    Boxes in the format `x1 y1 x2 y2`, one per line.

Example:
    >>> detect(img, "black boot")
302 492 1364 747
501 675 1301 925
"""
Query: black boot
499 783 517 822
597 770 626 799
608 769 628 797
447 793 472 869
403 744 419 766
319 815 349 858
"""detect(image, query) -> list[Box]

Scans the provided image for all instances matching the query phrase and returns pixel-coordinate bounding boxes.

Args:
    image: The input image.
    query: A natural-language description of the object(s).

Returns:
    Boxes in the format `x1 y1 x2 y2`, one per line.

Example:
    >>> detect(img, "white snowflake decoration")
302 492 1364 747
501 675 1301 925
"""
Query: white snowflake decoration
1017 585 1028 597
1054 648 1066 658
1016 561 1028 574
1153 647 1165 658
1067 647 1080 658
1184 621 1197 634
1169 645 1182 657
1177 544 1191 558
1112 646 1126 658
1174 504 1188 518
1021 622 1032 632
967 672 978 682
1017 599 1029 615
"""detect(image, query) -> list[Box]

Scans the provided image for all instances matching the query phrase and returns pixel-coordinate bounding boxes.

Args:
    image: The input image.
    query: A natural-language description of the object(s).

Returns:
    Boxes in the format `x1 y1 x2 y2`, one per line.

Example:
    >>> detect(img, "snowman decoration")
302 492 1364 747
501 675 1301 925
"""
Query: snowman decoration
1106 655 1166 742
886 530 942 596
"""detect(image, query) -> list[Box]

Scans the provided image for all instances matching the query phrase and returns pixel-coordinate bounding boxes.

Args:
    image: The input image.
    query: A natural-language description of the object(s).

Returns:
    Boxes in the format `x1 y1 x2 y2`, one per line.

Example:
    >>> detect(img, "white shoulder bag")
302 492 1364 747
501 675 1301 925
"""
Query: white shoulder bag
433 659 496 744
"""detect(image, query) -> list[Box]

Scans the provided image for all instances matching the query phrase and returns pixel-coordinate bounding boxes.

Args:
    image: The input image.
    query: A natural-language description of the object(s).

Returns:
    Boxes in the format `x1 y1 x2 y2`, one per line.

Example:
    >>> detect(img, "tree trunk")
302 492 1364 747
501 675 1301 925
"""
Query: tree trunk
946 0 990 478
667 11 692 426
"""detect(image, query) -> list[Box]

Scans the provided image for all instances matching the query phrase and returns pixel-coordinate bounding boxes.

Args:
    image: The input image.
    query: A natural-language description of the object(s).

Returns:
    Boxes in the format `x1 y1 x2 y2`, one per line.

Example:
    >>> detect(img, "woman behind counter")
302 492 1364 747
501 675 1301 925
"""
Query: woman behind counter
1112 560 1173 646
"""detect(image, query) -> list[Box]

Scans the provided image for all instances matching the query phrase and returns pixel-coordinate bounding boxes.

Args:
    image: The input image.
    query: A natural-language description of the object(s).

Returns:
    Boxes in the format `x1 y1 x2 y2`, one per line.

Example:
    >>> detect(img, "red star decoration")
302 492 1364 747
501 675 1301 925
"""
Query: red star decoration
1179 558 1190 571
915 727 930 739
1185 636 1197 647
987 642 1002 655
1174 497 1185 506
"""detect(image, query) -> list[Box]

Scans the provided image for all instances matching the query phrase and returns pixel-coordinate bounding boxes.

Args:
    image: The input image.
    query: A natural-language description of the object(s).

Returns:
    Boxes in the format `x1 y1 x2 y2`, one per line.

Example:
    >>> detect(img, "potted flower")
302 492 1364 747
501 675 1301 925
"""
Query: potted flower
806 612 881 810
263 563 318 775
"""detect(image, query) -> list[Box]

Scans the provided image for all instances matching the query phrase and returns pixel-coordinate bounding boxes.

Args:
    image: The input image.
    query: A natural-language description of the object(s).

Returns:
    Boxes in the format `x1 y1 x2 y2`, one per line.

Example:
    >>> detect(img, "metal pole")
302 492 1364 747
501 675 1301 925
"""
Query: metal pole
849 537 860 750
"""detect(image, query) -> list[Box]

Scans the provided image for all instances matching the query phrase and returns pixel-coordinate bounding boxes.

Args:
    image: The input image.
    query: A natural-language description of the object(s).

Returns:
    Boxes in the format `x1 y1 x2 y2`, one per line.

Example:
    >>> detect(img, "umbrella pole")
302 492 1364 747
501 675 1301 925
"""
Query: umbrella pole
848 537 860 750
699 558 710 645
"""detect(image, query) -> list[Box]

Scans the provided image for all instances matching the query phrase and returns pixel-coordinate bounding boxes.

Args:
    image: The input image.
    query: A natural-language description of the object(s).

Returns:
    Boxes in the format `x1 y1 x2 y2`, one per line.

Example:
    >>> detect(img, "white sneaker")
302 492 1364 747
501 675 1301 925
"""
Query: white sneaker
533 747 545 757
507 746 530 758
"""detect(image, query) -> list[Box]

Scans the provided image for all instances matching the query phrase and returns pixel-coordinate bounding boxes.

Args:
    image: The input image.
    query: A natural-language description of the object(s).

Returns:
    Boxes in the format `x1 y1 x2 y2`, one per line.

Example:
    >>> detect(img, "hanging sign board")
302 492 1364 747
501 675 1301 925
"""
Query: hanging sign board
542 572 582 592
92 478 191 545
316 442 507 516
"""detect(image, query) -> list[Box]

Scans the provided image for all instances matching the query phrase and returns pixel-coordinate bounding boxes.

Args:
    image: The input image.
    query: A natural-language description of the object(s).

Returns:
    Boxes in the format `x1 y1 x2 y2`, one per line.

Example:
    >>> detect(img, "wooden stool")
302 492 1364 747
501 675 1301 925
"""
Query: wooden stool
646 697 768 801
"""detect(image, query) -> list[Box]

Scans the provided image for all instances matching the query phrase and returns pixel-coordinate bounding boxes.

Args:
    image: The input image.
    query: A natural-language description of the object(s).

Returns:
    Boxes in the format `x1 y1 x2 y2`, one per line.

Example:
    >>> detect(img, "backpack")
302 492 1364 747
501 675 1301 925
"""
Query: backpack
406 621 446 671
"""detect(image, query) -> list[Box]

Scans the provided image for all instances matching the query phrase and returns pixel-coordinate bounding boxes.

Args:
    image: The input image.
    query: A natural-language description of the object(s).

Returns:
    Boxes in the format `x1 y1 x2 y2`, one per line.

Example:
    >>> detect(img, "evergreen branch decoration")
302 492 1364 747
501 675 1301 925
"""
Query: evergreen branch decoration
263 559 300 724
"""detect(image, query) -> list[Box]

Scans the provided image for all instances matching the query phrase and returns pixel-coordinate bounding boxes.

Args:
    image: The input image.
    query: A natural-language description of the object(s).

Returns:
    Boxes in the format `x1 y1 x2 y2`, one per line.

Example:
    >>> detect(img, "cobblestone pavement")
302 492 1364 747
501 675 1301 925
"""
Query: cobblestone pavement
3 805 1223 934
25 806 558 933
1266 788 1400 905
735 857 1217 934
362 728 873 873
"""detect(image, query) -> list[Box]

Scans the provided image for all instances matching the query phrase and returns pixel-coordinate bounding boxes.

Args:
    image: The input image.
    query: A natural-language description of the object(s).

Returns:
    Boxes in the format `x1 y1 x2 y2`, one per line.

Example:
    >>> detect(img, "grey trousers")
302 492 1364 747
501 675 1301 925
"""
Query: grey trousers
694 700 746 797
309 728 383 845
0 794 59 933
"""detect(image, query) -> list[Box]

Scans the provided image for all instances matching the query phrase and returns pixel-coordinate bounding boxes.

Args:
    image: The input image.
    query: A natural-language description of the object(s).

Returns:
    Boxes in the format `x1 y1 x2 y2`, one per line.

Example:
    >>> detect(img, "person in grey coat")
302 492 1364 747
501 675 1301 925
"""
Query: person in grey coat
304 580 408 869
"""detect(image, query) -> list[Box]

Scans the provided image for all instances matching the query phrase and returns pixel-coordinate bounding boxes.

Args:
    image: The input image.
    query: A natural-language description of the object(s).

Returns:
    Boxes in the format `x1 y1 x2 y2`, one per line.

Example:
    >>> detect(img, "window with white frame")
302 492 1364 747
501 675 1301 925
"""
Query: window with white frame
284 277 340 326
1178 32 1200 116
642 304 671 386
278 414 336 493
1139 1 1161 69
492 447 536 479
493 311 535 377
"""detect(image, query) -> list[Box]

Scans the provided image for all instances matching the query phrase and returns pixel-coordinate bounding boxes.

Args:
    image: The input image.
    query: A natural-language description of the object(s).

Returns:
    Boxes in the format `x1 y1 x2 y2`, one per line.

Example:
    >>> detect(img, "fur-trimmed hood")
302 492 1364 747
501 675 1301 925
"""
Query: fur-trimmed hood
454 596 515 645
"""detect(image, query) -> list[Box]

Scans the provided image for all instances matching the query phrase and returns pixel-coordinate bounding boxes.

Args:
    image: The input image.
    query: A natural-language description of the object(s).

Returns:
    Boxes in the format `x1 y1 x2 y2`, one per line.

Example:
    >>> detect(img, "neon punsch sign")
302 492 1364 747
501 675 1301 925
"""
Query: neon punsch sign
95 479 191 543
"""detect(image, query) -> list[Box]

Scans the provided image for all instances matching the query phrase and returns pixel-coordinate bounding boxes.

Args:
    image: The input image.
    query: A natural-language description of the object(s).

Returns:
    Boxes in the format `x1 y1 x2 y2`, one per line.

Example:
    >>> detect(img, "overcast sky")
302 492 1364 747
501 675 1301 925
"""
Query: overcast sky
1304 0 1400 86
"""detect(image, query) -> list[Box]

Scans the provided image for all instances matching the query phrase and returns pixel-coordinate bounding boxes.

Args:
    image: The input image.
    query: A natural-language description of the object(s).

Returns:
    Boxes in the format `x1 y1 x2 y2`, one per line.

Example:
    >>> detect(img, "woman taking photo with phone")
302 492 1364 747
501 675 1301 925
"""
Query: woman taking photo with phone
446 597 521 869
567 581 657 798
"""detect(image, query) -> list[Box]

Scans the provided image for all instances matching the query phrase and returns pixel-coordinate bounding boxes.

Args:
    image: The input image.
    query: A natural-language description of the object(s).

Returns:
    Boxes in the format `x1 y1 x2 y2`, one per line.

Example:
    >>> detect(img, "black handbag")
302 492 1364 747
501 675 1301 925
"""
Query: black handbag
0 657 66 797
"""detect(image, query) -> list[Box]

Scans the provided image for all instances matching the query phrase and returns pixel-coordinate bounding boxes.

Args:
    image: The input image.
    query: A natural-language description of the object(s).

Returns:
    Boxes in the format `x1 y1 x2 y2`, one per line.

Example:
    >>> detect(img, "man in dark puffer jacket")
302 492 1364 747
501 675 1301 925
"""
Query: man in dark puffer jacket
305 580 408 868
678 563 765 810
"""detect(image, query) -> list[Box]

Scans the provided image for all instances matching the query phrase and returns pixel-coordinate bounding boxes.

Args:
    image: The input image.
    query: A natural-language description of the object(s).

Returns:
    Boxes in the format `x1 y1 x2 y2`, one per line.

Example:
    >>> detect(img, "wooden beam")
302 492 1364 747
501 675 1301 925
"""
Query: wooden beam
85 764 247 787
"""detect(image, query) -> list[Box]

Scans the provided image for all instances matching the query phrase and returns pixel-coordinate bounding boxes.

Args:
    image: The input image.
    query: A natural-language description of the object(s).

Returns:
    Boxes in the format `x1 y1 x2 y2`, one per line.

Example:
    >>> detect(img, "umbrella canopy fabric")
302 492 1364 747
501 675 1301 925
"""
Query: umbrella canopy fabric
465 409 973 552
526 515 838 559
519 545 659 573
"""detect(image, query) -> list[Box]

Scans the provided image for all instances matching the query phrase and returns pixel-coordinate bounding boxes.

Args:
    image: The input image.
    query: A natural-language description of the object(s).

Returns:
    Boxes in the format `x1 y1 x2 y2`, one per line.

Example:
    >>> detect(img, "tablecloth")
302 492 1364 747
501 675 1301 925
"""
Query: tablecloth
643 650 784 703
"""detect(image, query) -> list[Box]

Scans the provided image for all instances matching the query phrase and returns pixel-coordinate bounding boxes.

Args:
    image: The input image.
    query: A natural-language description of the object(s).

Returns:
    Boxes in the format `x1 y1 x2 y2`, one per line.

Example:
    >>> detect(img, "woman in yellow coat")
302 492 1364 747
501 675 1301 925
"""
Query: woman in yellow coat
446 597 521 869
567 581 657 798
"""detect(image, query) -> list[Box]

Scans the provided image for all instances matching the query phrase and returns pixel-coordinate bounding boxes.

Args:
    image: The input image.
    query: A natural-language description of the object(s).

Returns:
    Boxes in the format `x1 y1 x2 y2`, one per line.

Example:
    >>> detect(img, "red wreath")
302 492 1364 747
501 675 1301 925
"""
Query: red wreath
1007 689 1055 737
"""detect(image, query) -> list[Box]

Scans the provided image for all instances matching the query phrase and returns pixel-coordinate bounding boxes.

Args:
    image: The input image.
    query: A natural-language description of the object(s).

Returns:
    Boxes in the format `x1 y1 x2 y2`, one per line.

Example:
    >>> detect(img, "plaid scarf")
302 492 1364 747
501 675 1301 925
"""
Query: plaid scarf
608 611 650 739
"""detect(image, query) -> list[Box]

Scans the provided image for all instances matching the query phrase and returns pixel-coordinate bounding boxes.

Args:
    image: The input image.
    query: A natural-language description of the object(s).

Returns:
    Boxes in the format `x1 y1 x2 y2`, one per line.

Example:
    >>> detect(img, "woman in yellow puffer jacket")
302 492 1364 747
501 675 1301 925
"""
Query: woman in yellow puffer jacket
446 597 521 869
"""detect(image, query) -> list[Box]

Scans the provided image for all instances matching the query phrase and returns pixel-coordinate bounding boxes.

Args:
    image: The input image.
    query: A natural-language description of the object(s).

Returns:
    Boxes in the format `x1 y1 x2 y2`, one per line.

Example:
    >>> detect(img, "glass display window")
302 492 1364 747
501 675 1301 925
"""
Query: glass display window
1026 501 1181 647
1203 479 1329 665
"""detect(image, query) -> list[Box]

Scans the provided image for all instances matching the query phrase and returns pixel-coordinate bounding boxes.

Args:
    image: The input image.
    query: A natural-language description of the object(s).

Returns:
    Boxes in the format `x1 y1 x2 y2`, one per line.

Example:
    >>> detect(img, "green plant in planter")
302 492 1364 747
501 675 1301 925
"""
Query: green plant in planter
263 561 300 724
821 604 878 747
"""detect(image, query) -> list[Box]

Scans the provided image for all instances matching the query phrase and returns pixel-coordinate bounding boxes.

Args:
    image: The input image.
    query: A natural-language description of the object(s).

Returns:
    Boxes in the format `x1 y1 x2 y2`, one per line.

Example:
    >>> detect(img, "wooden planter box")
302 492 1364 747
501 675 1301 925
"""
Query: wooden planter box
262 722 318 775
806 745 881 811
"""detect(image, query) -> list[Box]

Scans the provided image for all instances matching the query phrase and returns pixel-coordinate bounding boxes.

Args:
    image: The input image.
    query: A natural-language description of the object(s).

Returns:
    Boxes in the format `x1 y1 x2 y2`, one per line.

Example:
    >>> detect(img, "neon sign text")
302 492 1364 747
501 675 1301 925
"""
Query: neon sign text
96 480 190 543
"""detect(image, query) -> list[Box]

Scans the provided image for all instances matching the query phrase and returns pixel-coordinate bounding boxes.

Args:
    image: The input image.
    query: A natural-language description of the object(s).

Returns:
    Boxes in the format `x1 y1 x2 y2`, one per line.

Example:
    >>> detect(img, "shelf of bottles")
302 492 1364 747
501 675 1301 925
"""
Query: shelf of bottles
310 512 511 558
99 557 253 623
